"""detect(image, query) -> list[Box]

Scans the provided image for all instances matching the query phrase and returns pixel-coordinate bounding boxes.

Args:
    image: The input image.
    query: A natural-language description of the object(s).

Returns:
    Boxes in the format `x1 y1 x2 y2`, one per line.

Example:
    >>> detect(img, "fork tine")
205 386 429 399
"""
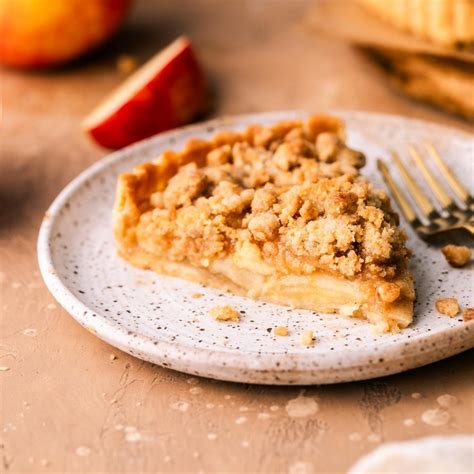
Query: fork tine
377 159 420 226
423 141 473 206
390 151 437 219
408 144 455 211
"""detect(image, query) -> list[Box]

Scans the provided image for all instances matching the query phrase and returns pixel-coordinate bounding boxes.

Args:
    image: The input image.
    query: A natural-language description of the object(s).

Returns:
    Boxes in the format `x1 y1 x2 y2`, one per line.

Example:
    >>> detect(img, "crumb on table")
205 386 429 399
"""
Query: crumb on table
463 308 474 322
435 298 460 317
209 305 240 322
301 330 315 346
274 326 288 336
441 245 471 268
116 54 138 75
191 293 204 299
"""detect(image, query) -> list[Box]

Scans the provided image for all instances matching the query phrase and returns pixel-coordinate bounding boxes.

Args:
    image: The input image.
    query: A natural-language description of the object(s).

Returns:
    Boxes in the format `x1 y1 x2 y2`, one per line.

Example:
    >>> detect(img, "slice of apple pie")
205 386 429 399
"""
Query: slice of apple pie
114 115 415 332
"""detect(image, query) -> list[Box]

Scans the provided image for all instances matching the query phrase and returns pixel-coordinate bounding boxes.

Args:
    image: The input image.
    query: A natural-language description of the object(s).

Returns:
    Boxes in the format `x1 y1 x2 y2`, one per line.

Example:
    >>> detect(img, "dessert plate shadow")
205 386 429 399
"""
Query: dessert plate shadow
38 111 474 384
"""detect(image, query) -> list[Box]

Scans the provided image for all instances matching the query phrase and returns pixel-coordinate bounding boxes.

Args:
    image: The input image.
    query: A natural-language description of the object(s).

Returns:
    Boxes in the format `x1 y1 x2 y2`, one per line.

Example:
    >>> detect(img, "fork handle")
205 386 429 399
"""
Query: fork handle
461 224 474 236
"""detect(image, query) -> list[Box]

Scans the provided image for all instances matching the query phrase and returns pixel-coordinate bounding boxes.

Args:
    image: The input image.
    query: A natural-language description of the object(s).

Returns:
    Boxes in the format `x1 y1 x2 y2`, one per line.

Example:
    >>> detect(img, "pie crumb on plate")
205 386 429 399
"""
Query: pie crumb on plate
435 298 460 317
210 305 240 322
463 308 474 322
274 326 289 337
441 245 471 268
301 330 315 346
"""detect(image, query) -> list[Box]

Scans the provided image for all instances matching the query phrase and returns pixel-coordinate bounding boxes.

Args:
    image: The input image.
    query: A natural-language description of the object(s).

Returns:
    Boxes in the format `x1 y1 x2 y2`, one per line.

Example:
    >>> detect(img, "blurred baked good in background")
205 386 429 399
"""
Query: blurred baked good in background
367 48 474 120
308 0 474 121
358 0 474 48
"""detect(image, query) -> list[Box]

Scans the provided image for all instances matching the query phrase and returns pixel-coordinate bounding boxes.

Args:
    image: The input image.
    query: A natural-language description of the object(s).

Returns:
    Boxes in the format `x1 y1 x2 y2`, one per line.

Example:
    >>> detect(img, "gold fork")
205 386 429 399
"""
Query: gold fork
377 142 474 239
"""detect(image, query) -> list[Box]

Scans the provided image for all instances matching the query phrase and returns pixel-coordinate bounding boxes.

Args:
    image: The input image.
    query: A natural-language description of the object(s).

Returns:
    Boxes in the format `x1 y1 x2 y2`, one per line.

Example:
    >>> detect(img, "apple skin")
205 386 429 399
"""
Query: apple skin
0 0 132 68
84 38 207 149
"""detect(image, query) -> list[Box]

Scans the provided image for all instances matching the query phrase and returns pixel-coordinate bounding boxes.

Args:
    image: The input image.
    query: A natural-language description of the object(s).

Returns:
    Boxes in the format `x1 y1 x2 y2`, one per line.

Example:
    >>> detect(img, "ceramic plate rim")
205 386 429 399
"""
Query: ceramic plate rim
37 110 474 384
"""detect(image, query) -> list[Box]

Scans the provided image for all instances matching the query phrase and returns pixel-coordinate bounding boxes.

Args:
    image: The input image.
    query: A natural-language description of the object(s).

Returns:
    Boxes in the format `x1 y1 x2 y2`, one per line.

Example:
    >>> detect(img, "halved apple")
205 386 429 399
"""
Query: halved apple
83 36 207 149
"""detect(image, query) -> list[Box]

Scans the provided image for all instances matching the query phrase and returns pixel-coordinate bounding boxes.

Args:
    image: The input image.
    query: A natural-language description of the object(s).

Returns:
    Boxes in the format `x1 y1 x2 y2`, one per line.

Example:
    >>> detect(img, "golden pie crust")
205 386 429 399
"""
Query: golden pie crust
358 0 474 48
114 115 415 332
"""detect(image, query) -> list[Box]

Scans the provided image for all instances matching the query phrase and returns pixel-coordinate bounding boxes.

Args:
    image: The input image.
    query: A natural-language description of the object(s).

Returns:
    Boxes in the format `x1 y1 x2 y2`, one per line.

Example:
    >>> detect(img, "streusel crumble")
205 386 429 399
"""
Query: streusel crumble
132 117 407 279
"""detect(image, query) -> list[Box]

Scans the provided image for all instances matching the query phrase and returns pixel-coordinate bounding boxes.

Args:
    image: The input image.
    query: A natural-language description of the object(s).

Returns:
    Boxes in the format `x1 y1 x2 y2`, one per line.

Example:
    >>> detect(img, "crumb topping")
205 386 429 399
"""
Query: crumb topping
209 305 240 322
441 245 471 268
435 298 460 317
131 116 409 280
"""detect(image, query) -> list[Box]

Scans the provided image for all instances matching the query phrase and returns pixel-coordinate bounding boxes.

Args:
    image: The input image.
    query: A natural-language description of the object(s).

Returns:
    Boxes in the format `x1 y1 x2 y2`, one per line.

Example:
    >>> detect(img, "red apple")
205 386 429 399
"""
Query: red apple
83 36 207 149
0 0 132 69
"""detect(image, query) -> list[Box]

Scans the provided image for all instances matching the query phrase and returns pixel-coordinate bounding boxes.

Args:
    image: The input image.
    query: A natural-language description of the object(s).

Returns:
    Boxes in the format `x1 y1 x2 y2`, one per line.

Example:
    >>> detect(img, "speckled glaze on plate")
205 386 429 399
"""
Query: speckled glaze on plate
38 111 474 385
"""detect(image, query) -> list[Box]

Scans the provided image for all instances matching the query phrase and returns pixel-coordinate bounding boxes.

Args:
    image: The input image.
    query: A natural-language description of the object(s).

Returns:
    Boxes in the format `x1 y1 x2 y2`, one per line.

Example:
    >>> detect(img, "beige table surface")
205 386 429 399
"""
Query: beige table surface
1 1 473 473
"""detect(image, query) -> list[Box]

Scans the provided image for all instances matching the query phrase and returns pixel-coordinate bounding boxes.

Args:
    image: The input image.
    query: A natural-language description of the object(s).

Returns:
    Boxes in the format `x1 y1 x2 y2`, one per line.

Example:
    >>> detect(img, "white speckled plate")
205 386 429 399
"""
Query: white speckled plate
38 111 474 385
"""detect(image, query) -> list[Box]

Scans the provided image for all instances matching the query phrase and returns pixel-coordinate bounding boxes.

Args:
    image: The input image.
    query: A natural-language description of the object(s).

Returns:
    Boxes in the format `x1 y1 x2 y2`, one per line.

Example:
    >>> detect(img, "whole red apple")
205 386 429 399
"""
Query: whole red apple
0 0 132 68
